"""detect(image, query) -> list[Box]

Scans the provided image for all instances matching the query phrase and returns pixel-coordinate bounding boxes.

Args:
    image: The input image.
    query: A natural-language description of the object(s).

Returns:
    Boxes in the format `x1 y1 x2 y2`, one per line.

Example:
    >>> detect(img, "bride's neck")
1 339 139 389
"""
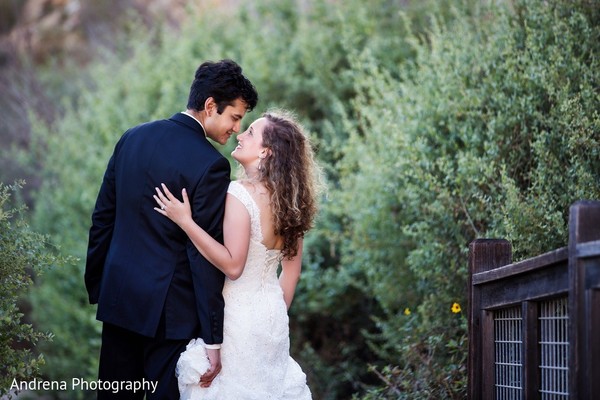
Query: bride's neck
242 166 260 181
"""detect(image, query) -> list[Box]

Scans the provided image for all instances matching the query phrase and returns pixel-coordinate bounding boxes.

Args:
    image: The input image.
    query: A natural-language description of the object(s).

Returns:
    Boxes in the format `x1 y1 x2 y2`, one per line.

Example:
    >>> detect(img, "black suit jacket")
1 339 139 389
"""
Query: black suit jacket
85 113 229 344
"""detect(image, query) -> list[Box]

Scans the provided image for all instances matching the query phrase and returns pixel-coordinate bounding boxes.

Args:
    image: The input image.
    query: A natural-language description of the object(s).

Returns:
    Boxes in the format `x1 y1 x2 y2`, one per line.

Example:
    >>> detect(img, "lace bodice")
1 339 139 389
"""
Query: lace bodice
224 181 282 294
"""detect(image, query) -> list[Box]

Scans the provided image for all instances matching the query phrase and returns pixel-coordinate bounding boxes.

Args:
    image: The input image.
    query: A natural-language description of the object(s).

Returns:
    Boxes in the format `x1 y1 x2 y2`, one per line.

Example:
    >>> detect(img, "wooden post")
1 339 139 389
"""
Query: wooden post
522 301 540 399
568 201 600 400
468 239 512 400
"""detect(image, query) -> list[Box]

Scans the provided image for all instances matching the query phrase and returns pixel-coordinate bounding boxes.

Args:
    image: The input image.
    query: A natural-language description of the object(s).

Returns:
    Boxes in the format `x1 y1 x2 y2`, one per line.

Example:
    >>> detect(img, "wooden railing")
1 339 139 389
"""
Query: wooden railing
468 201 600 399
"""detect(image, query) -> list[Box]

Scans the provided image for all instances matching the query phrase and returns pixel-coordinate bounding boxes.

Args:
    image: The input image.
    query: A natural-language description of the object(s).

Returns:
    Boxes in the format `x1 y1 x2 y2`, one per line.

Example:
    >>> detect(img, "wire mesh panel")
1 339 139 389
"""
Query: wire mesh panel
539 297 569 399
494 306 523 399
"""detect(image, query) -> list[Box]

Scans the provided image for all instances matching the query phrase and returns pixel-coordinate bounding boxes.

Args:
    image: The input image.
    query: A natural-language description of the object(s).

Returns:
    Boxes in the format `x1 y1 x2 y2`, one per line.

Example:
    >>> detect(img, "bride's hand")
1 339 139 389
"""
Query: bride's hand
153 183 192 227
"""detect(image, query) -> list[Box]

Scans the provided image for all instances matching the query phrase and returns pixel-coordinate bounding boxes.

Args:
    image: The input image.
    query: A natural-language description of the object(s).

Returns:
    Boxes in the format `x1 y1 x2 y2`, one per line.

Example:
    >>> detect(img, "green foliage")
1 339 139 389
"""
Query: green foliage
0 181 73 397
332 0 600 397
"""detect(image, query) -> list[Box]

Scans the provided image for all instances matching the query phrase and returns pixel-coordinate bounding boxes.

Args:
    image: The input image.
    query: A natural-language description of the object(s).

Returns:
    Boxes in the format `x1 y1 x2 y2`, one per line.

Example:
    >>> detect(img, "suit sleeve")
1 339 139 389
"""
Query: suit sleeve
85 147 118 304
188 156 230 345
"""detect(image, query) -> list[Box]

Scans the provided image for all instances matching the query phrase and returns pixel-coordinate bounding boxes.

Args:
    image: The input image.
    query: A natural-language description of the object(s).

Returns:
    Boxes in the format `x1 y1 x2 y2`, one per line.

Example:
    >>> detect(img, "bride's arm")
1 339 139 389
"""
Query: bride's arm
154 183 250 280
279 238 303 309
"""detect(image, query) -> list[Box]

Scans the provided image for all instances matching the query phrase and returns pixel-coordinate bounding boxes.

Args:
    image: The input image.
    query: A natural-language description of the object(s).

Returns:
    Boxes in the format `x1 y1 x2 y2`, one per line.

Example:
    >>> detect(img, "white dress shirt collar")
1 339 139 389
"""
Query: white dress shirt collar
181 111 206 137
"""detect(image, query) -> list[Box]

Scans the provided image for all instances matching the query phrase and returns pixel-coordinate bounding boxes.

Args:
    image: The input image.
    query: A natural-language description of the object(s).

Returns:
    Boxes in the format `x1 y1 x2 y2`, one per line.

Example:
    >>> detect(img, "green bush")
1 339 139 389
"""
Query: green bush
331 0 599 398
0 181 73 397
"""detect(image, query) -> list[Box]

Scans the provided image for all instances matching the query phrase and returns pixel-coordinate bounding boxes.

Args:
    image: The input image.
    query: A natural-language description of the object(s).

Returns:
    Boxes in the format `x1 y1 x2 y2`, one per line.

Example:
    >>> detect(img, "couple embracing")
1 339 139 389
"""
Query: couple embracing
85 59 320 399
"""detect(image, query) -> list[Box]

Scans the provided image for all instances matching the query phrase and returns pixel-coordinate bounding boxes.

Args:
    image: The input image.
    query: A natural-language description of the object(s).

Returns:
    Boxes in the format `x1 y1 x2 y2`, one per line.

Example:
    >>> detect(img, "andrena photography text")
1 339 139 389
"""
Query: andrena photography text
9 378 158 394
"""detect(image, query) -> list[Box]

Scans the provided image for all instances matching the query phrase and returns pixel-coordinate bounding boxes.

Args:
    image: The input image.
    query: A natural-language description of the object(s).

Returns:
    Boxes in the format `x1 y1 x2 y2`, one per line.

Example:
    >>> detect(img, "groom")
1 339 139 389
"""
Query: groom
85 59 258 399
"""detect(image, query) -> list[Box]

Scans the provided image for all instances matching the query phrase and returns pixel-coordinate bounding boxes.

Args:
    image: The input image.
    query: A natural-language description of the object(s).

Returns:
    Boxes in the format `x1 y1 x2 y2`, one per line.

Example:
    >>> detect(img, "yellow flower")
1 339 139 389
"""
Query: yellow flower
451 302 461 314
404 308 411 316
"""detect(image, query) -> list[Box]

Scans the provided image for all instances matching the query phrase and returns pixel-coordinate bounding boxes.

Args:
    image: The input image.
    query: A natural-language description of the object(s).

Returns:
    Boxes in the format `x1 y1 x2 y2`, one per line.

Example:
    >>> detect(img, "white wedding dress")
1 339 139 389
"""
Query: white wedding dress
176 181 312 400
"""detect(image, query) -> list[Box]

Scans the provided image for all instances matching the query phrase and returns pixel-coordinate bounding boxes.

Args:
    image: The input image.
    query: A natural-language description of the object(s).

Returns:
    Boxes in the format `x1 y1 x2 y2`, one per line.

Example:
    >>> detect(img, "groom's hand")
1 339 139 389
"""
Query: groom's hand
200 348 222 387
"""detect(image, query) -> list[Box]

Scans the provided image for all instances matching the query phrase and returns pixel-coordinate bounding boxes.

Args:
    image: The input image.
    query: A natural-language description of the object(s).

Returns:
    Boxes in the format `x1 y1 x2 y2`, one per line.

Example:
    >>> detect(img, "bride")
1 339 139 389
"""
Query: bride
154 109 322 399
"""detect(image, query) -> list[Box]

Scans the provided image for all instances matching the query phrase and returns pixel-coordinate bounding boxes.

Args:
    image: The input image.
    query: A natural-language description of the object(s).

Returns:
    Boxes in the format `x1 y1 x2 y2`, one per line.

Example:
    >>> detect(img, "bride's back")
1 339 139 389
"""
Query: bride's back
239 180 283 251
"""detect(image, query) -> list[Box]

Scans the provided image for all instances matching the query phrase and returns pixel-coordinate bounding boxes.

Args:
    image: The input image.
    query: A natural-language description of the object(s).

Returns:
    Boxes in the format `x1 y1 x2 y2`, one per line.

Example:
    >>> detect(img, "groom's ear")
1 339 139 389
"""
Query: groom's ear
204 97 216 116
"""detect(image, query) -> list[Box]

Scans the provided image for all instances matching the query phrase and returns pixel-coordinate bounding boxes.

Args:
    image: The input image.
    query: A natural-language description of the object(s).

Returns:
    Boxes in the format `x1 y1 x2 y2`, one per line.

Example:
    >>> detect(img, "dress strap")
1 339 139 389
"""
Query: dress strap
227 181 262 240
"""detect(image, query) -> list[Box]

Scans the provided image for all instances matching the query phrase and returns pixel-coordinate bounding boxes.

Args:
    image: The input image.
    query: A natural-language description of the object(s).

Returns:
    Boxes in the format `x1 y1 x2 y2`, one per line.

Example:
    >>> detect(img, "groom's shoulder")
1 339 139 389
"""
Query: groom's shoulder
137 116 177 130
123 115 194 138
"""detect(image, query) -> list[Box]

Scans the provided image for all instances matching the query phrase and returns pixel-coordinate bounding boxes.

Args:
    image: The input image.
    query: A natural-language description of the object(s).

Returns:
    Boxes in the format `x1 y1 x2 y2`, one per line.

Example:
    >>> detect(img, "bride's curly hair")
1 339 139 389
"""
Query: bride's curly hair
255 109 324 259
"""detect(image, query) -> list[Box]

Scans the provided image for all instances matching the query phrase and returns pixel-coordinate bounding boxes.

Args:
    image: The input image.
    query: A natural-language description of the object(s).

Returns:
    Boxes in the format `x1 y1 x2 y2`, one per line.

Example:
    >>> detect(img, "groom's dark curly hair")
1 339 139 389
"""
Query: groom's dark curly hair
187 59 258 113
